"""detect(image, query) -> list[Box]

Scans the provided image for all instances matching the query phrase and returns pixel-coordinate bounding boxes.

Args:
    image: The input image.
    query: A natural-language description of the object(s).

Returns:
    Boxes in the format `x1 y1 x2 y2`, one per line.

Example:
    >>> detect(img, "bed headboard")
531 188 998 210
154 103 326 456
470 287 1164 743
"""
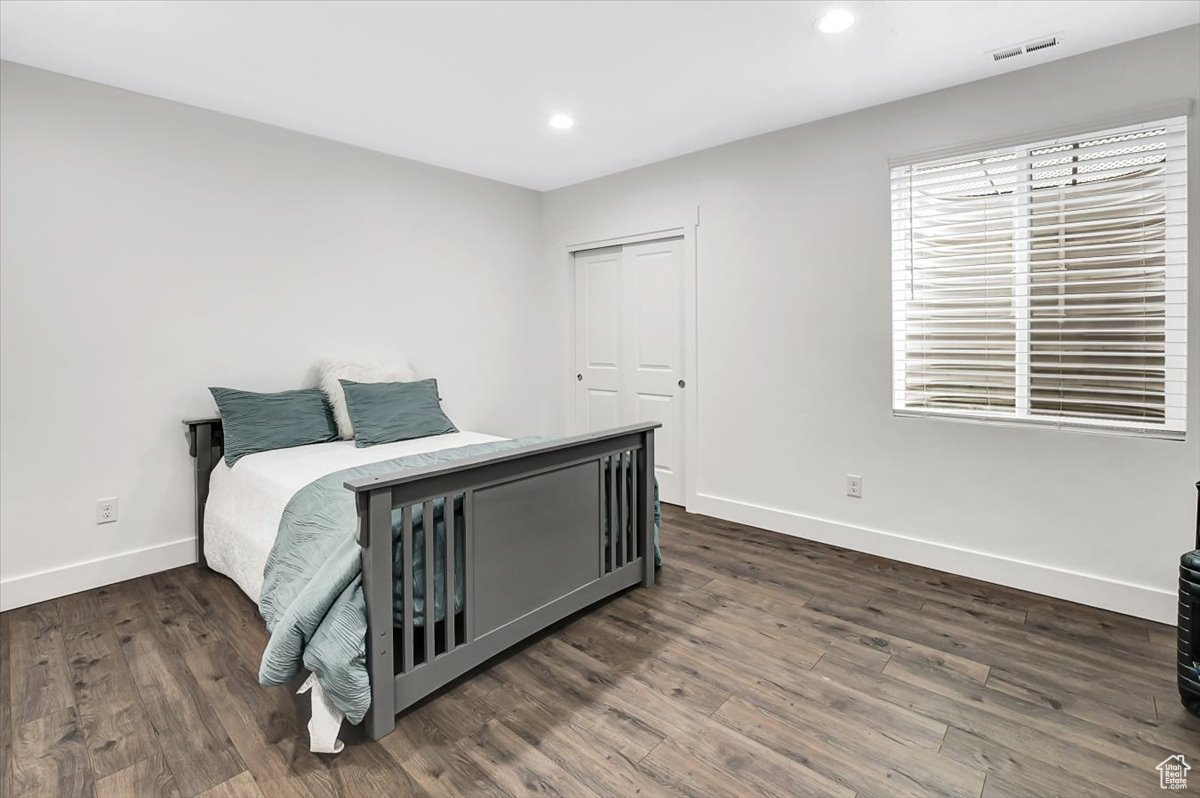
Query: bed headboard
183 416 224 568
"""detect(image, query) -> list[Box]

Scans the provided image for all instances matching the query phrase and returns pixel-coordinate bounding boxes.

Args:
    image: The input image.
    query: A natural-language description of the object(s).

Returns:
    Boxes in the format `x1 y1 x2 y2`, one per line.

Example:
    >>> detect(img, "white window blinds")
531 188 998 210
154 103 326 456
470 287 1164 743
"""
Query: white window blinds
891 116 1188 438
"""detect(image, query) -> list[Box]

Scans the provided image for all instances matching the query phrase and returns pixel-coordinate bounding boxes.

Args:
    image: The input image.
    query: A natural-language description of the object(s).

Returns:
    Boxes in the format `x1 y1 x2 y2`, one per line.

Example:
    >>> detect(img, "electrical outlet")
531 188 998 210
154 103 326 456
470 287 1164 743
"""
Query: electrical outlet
846 475 863 499
96 497 118 524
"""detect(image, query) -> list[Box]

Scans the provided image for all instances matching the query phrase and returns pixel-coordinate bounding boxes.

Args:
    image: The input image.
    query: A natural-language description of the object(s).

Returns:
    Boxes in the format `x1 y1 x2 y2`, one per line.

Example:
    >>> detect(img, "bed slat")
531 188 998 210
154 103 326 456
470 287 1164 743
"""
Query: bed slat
464 489 475 644
401 504 414 673
608 455 617 574
445 494 456 653
597 463 606 578
622 453 631 566
630 455 638 563
423 499 436 663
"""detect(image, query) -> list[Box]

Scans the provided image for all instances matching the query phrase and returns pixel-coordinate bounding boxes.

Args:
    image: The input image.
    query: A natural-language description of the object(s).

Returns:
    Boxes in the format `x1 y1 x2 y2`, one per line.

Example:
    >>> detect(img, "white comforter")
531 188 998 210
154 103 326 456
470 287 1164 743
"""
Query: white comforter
204 430 505 602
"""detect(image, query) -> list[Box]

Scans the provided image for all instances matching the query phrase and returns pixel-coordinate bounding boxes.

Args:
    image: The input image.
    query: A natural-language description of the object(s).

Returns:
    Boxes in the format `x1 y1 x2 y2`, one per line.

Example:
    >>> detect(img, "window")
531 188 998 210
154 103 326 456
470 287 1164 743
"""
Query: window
891 117 1187 438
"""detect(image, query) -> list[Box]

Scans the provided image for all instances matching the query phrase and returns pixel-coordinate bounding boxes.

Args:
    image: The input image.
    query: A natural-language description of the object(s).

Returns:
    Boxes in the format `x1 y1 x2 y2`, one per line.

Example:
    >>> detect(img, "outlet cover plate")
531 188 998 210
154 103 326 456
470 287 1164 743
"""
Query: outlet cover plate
846 475 863 499
96 497 118 524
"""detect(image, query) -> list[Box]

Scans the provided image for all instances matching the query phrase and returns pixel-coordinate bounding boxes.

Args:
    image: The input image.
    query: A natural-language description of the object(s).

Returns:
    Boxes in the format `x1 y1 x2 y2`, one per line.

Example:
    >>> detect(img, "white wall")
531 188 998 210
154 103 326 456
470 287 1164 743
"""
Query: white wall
542 26 1200 623
0 62 554 609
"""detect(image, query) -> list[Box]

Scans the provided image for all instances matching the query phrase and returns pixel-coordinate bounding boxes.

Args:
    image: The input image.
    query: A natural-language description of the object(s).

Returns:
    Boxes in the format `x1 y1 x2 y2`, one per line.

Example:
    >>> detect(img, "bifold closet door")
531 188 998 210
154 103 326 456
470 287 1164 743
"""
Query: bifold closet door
574 238 685 504
575 245 625 434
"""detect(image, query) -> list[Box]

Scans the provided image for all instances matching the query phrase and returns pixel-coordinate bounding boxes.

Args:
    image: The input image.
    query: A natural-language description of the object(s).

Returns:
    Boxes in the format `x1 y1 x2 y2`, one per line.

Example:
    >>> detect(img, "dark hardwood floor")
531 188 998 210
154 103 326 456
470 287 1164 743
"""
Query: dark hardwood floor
3 505 1196 797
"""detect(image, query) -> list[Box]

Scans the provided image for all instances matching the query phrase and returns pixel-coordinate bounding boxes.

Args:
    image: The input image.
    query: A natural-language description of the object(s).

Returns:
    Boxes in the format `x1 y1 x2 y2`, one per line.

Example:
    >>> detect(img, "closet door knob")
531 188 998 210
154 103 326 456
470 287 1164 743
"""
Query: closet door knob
577 374 583 381
678 379 686 388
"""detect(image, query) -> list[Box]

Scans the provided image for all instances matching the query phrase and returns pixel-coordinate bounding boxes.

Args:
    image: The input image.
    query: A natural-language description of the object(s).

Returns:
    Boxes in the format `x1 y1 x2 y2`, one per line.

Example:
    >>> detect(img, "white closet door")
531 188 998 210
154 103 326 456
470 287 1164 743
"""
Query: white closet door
622 239 685 505
574 246 625 434
574 238 686 505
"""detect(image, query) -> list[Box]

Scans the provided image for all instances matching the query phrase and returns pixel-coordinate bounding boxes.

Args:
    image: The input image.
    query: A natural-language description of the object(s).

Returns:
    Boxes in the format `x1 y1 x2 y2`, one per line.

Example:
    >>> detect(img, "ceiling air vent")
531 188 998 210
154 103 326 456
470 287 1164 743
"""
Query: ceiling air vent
1023 35 1060 54
988 32 1064 63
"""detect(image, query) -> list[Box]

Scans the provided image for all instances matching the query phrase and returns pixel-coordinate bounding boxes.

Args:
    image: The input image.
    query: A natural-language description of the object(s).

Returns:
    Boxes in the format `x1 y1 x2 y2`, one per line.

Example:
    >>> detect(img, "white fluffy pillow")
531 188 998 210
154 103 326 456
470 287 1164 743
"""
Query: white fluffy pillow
317 358 419 440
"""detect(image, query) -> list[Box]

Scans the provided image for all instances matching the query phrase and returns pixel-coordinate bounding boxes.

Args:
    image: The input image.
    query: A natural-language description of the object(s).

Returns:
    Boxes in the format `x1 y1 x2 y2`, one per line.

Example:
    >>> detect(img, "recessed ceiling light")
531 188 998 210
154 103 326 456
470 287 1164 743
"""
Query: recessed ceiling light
549 113 575 130
816 8 855 34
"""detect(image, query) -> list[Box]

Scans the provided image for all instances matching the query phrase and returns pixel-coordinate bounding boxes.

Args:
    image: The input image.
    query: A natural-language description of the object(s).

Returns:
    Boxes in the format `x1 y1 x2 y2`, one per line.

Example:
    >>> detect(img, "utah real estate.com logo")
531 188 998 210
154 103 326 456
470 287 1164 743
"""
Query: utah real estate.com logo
1157 755 1191 790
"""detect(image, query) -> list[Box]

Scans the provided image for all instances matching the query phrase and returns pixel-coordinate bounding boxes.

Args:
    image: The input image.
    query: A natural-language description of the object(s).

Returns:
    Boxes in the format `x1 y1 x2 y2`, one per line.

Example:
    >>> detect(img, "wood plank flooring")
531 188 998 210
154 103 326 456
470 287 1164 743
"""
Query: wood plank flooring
3 505 1197 797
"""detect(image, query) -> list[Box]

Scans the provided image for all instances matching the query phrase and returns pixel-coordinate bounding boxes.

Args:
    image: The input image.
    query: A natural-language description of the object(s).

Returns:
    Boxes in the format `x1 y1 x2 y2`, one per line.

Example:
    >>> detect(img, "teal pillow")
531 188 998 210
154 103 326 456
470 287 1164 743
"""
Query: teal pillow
209 387 338 466
340 378 458 447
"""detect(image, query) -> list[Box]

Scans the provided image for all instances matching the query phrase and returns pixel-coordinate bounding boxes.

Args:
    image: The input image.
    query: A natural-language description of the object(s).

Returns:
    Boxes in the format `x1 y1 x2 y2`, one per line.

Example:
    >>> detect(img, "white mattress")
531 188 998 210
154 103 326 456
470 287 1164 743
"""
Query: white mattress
204 431 506 604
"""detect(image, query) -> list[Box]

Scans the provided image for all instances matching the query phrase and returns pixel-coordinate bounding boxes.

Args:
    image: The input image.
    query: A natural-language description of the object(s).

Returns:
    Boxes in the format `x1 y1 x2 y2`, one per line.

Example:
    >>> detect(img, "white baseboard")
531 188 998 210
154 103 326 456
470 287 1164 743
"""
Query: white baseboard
2 496 1175 623
687 492 1176 625
0 538 196 611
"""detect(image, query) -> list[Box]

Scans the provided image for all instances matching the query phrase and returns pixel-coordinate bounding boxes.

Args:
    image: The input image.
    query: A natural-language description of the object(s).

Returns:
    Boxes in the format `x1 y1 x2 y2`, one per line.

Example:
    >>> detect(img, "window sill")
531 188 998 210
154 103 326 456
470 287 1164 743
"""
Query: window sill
893 408 1186 441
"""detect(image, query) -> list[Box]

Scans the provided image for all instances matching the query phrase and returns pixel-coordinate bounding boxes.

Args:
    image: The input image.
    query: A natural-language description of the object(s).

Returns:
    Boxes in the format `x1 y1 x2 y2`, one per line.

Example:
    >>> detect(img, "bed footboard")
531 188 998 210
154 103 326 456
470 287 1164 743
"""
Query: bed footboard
346 423 659 740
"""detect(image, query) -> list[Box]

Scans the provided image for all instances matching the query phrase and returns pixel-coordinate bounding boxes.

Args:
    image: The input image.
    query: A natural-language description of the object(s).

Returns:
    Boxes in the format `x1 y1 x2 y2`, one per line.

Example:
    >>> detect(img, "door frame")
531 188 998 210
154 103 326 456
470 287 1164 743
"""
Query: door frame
563 207 699 510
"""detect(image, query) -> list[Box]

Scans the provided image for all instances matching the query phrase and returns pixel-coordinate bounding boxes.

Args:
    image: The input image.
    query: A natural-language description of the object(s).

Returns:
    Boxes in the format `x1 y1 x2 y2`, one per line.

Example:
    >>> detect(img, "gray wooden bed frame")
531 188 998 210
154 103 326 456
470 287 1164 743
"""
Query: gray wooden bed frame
184 417 658 740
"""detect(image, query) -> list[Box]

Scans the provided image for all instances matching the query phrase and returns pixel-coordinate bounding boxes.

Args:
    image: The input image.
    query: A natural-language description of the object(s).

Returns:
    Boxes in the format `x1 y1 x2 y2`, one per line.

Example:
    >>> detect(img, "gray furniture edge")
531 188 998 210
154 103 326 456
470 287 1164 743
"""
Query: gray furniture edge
183 416 223 569
186 414 659 741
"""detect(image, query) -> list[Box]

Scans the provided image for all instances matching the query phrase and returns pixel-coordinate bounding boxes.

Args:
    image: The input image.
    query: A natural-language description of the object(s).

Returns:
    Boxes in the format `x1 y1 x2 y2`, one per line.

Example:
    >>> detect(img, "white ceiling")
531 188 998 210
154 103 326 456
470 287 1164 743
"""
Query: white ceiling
2 1 1197 190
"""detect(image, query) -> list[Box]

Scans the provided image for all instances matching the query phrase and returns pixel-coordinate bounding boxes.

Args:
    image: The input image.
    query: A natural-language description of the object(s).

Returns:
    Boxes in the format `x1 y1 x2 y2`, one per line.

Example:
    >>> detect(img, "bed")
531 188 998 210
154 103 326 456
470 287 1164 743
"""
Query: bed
185 416 659 746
